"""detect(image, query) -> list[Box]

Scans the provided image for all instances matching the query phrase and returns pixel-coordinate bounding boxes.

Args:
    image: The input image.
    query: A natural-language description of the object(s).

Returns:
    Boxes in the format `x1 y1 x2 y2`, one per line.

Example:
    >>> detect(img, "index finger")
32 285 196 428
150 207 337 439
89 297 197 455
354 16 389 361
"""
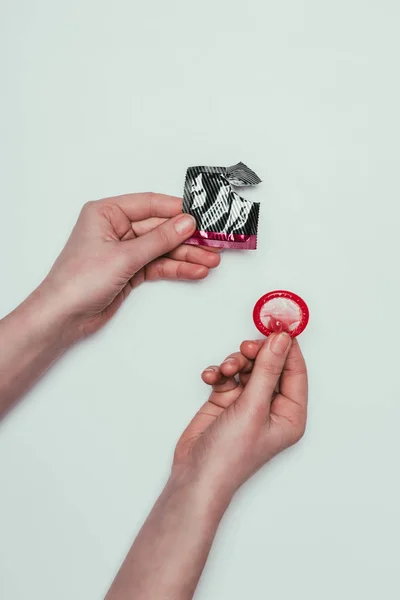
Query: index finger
103 192 183 221
219 352 253 378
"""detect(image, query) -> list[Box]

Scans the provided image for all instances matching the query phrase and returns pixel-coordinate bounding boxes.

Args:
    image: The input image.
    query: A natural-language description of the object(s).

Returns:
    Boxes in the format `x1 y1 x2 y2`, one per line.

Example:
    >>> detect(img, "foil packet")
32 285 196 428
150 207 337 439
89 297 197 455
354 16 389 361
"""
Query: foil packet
182 162 261 250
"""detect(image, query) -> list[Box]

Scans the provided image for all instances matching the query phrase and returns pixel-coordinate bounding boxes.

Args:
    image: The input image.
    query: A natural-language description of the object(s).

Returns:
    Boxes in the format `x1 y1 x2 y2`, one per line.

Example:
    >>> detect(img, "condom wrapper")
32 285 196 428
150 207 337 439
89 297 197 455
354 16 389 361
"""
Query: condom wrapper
253 290 309 338
182 162 261 249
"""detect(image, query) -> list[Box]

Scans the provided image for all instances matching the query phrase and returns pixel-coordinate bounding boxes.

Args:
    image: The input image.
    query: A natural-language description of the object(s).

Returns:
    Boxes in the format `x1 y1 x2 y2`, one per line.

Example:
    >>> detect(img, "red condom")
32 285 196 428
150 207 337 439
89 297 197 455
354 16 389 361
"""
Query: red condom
253 290 309 338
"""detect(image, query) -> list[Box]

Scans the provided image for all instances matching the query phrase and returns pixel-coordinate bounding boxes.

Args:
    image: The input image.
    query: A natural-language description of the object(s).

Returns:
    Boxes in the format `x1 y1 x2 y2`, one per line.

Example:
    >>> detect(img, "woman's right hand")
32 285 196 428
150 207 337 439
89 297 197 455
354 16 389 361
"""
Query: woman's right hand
173 333 308 497
106 336 308 600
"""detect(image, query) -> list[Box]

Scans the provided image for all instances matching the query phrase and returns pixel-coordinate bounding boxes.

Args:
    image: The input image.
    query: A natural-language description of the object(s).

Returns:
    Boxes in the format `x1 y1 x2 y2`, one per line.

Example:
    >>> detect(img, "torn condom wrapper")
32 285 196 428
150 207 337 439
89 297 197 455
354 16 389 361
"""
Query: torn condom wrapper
182 162 261 249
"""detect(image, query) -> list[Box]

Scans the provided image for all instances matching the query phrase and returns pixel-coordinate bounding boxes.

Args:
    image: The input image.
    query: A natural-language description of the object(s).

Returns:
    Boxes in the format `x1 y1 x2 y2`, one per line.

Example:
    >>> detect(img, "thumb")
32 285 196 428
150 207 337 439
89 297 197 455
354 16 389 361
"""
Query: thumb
123 214 196 272
238 333 292 415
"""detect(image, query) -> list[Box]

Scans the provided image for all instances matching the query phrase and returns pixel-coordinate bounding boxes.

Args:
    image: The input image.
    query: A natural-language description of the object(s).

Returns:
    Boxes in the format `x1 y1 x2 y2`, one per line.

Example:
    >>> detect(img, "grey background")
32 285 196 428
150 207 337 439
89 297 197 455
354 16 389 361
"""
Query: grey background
1 1 400 598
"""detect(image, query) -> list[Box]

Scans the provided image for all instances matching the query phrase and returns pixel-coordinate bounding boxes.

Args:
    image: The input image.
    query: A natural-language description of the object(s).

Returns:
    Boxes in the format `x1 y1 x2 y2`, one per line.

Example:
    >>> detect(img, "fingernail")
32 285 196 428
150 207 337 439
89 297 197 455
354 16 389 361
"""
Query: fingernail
204 367 216 372
175 214 196 235
270 333 291 355
248 340 261 348
222 357 236 364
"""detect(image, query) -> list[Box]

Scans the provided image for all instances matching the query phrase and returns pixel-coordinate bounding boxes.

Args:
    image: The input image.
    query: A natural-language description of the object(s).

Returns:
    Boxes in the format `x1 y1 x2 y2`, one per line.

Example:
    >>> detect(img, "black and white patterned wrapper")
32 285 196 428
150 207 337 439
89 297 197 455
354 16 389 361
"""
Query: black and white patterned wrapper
182 162 261 249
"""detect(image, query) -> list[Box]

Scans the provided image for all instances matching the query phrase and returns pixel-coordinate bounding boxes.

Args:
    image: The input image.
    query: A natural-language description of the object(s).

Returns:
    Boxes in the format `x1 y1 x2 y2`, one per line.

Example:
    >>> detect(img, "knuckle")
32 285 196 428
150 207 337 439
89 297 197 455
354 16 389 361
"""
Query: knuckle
259 360 282 378
156 262 166 279
175 262 184 279
156 225 171 249
81 200 96 214
143 191 157 210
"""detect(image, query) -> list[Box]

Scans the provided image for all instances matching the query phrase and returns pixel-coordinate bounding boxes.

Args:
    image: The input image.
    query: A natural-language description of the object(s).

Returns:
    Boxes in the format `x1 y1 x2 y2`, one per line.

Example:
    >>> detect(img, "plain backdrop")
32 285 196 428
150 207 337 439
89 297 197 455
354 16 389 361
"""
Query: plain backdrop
1 1 400 598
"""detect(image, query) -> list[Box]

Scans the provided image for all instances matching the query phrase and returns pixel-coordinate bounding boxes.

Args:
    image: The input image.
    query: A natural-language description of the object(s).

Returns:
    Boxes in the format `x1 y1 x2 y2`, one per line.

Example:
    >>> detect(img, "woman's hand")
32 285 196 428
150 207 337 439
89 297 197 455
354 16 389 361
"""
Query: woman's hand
174 333 308 496
43 192 220 339
106 334 307 600
0 192 220 416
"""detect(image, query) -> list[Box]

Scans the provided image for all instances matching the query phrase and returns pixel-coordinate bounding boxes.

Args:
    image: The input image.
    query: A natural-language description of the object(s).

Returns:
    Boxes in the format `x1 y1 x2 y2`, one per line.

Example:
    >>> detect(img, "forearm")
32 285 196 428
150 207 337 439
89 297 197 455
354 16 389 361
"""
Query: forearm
106 472 232 600
0 282 75 417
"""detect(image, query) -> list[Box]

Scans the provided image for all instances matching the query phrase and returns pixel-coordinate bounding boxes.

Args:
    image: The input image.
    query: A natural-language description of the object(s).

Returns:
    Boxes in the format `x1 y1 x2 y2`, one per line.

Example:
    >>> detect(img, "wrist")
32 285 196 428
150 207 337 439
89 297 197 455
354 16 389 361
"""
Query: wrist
167 466 235 520
18 280 80 350
0 281 78 415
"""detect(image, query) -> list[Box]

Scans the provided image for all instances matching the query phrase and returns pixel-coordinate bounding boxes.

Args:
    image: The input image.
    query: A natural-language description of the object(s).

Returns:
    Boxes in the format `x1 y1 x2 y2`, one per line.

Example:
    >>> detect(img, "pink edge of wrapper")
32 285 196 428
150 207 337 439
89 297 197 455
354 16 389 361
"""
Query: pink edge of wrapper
185 231 258 250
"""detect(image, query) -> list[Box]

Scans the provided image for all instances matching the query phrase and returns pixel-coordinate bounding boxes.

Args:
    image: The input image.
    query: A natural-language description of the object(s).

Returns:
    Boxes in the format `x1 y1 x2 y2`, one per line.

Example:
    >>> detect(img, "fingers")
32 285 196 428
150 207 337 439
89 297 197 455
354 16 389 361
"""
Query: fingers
219 352 253 378
202 366 225 386
130 221 221 269
202 367 239 394
201 350 253 396
130 222 221 268
167 245 221 269
145 257 208 281
271 339 308 420
200 247 222 253
131 217 167 237
239 371 252 386
104 193 183 221
130 219 221 255
202 351 252 385
202 346 258 391
238 333 292 415
240 339 264 361
238 340 264 385
123 214 197 272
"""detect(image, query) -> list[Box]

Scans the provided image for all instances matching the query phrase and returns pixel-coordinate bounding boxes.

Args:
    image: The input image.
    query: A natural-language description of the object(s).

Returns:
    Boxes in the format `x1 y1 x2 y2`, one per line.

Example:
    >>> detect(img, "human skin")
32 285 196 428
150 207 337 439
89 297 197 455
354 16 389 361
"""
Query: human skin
106 333 308 600
0 192 307 599
0 192 221 417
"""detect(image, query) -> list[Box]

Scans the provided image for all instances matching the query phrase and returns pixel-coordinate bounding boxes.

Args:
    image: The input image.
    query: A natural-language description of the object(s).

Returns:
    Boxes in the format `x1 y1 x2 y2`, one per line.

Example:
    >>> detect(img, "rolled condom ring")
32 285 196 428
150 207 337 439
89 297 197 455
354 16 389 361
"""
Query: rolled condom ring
183 162 261 249
253 290 309 338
